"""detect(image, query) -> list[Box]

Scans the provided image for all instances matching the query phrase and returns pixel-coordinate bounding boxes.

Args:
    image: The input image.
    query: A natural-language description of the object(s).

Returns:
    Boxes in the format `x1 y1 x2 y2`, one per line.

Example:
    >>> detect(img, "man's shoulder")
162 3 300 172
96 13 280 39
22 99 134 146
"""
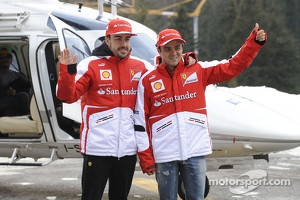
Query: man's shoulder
140 67 158 80
77 56 103 69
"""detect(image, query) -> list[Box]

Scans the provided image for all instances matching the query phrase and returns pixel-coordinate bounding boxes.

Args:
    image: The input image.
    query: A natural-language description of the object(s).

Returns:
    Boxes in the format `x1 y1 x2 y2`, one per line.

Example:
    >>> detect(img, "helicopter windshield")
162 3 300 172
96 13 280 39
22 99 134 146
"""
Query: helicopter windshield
130 33 157 65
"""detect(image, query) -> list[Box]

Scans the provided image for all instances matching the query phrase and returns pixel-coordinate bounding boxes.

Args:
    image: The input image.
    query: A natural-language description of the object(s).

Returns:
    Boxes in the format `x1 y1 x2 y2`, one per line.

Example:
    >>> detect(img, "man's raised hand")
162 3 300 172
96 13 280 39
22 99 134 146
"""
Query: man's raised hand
58 48 77 65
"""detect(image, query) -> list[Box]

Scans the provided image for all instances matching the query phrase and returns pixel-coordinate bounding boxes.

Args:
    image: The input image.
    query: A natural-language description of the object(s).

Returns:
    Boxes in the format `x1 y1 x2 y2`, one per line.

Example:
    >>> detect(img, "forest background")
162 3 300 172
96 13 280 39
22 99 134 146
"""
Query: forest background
63 0 300 94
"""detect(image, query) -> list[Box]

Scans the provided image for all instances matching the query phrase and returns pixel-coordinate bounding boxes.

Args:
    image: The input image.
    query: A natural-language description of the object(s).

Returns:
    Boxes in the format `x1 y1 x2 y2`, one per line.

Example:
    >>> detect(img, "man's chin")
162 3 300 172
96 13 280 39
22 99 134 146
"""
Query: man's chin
118 51 129 58
117 52 129 59
167 61 179 67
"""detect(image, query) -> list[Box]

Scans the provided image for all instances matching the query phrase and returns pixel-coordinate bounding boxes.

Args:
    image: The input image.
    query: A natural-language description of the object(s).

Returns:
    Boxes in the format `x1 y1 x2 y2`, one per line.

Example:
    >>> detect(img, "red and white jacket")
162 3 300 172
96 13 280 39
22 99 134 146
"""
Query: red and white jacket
56 50 153 157
134 29 266 173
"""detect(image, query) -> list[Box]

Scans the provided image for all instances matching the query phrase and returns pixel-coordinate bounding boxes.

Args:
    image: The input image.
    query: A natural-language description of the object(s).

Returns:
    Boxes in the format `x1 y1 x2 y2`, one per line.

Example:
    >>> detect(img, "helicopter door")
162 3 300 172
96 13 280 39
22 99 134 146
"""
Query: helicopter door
48 14 91 128
49 14 91 63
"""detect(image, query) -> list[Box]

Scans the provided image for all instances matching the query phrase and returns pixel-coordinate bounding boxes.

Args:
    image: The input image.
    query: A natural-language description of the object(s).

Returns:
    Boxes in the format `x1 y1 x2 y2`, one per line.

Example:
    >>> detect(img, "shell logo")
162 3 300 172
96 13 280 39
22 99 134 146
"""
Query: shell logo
102 70 111 78
151 79 165 93
154 82 162 90
100 70 112 80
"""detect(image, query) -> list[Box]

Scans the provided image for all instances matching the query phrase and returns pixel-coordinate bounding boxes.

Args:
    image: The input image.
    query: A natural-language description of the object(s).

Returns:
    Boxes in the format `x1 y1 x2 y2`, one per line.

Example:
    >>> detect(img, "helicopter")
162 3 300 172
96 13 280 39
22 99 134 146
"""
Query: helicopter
1 0 300 199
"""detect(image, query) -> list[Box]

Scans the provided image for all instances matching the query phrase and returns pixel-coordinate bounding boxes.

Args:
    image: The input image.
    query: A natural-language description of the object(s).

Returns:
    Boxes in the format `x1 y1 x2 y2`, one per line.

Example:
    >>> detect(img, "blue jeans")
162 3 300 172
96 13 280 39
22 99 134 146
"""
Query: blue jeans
156 156 206 200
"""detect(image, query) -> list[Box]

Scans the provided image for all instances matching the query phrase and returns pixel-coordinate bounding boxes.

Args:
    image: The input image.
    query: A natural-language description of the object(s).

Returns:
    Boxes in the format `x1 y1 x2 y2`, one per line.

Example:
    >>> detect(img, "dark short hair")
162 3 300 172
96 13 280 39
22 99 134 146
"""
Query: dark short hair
0 47 13 56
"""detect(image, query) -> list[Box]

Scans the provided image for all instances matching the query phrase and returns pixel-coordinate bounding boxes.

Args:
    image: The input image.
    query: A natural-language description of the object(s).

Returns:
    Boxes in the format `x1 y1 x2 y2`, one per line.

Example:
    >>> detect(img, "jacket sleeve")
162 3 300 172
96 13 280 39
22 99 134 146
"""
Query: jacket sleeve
203 27 267 85
183 52 198 65
134 74 156 173
56 59 90 103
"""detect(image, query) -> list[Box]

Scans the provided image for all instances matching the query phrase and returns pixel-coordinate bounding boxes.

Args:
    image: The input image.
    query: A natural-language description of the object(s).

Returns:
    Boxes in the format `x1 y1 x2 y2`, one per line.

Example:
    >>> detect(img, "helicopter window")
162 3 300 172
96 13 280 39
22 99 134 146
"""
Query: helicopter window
62 29 91 64
9 53 20 72
94 36 105 49
130 33 157 65
93 33 157 65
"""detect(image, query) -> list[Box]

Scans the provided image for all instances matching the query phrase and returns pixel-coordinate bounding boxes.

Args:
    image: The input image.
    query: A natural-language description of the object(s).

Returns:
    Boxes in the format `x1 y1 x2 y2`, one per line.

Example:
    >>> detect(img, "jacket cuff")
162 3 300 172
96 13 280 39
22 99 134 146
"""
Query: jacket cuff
184 52 198 65
252 28 267 46
67 63 77 75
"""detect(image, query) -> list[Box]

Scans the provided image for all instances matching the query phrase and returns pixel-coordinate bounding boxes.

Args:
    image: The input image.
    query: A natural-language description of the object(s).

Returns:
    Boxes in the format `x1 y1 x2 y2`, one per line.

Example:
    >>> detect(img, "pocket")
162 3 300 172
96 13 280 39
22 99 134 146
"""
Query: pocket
153 119 174 135
183 112 211 152
185 112 208 129
151 114 179 156
89 109 118 130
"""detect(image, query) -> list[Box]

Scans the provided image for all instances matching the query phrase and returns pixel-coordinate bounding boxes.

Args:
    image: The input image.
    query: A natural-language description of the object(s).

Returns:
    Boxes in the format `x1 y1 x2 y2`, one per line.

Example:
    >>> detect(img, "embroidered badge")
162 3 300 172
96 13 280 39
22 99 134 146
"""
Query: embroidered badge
100 70 112 80
181 71 198 86
96 114 114 123
130 69 142 82
189 117 205 124
156 120 172 132
151 79 165 93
